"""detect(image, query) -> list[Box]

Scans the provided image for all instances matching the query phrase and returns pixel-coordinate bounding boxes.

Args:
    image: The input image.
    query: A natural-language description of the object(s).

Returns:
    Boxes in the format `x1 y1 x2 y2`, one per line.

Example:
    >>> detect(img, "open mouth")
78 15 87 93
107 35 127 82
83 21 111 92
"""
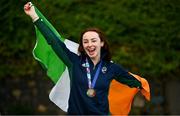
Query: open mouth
87 48 96 56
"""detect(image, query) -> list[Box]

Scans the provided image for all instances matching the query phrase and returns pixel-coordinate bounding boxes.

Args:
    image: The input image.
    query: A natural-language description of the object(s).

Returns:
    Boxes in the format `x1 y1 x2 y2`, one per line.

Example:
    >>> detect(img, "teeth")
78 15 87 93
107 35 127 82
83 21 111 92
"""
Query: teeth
89 49 95 52
88 48 95 51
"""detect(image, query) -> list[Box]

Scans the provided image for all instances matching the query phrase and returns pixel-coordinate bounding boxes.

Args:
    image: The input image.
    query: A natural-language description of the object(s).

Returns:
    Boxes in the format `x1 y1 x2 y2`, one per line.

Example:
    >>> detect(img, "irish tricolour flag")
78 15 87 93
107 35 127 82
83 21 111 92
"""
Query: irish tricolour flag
33 6 150 115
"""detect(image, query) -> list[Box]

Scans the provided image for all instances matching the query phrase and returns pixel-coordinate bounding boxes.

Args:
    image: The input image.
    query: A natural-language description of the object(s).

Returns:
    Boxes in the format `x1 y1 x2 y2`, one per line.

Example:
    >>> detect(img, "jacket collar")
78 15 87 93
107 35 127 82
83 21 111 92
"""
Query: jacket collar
79 50 107 67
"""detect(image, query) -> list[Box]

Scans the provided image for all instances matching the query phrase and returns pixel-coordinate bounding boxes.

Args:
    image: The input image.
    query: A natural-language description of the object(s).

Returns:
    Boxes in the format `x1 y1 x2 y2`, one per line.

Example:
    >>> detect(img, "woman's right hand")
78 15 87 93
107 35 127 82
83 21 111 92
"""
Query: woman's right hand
24 2 39 21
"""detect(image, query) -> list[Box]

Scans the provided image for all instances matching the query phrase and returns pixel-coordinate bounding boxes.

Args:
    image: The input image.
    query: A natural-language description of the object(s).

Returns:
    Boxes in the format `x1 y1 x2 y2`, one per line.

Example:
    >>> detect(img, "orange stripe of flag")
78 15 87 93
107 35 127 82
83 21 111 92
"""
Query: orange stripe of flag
108 72 150 115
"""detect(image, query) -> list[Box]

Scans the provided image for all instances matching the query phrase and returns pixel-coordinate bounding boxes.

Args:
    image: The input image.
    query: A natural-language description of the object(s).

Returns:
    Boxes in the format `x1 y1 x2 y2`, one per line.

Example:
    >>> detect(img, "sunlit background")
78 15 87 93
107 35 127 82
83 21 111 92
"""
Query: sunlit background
0 0 180 115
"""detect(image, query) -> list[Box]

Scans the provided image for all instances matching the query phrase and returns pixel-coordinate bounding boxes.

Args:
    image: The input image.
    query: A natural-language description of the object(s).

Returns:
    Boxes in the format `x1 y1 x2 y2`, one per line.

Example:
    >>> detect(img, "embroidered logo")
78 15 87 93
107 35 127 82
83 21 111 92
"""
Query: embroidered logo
102 66 107 73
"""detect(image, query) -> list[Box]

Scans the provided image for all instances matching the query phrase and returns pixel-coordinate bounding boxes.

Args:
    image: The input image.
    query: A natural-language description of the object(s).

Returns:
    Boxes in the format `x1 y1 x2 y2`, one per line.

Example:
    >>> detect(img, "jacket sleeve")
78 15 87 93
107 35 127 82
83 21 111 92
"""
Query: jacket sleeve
113 63 142 88
34 18 78 68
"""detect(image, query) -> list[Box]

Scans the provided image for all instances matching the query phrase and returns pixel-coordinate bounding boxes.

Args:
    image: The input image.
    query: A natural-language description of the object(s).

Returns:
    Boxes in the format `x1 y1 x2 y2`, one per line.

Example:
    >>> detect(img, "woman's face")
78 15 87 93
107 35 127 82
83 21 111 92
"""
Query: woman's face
82 31 104 60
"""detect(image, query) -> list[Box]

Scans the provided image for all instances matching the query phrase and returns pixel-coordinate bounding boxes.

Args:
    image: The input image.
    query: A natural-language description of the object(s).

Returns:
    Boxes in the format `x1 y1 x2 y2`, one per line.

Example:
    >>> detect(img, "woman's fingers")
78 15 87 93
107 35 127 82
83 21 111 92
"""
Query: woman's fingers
24 2 33 11
24 2 38 20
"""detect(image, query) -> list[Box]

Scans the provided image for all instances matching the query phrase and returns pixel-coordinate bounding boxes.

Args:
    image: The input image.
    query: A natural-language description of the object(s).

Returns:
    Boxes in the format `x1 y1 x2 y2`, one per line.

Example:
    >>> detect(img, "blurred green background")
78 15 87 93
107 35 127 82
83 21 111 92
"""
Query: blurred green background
0 0 180 115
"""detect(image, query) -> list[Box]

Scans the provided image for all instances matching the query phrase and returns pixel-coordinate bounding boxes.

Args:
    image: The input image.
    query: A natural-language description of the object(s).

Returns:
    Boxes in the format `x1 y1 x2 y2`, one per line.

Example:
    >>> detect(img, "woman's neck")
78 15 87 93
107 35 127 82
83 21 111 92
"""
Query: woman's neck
91 54 101 66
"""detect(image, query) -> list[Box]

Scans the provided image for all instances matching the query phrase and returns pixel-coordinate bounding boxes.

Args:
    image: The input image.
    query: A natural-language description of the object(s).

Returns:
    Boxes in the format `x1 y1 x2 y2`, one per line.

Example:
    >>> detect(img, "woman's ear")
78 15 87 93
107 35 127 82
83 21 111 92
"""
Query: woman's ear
101 41 104 47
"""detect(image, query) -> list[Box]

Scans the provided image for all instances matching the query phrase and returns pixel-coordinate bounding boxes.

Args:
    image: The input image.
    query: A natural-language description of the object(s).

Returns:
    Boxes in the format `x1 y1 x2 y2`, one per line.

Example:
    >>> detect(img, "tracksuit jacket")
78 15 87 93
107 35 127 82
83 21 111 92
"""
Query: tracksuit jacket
34 18 142 115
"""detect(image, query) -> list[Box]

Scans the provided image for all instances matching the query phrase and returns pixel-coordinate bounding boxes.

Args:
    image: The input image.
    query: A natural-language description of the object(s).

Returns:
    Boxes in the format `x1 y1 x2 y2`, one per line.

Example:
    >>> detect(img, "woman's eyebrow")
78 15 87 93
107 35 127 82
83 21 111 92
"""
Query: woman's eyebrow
83 38 97 41
83 38 88 41
91 38 97 40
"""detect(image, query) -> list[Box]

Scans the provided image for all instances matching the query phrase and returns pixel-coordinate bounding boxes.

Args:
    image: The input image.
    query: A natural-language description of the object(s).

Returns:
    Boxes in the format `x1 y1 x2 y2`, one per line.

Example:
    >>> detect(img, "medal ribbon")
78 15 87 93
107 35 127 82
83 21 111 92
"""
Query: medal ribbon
85 58 102 89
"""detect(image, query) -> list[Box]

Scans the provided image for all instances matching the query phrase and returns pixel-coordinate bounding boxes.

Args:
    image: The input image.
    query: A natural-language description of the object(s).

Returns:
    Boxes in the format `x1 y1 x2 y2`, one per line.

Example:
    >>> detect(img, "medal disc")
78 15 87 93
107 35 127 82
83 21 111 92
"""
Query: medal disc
87 88 96 97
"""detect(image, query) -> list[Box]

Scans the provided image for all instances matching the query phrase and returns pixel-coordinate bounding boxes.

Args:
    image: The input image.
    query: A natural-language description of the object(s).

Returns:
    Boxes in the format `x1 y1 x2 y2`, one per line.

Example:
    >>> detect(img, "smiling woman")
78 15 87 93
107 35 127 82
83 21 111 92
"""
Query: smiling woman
82 31 103 63
24 2 145 115
81 30 104 65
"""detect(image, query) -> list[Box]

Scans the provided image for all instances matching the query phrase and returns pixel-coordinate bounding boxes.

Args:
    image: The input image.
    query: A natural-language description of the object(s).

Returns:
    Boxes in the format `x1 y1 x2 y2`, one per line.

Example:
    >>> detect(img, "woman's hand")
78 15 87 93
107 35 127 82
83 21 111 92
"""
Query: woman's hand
24 2 39 22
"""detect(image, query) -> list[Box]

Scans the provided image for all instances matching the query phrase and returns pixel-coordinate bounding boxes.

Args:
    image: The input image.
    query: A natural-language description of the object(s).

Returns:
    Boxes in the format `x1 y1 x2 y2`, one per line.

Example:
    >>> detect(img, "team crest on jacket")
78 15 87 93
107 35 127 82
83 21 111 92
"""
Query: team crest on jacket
102 66 107 73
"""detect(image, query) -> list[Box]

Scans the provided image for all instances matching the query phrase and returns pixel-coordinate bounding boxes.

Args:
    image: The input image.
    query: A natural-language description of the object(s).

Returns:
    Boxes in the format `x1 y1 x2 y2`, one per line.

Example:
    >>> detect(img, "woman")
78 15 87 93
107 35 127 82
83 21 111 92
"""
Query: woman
24 2 142 115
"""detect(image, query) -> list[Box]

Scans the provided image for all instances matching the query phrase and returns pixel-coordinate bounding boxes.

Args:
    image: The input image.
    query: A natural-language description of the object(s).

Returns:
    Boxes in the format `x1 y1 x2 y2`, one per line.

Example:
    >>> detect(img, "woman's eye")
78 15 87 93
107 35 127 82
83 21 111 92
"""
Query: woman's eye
91 38 97 42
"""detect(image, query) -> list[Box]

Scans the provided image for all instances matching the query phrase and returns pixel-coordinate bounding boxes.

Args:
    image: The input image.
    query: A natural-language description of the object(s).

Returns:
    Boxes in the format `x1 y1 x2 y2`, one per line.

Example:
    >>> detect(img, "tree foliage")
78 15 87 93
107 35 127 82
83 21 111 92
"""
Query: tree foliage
0 0 180 81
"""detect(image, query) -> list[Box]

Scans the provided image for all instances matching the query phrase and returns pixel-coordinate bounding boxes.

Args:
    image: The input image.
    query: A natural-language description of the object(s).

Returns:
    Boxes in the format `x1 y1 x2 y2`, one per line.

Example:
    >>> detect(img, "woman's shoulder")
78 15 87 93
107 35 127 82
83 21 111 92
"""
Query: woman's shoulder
106 60 127 71
106 60 119 66
104 60 119 69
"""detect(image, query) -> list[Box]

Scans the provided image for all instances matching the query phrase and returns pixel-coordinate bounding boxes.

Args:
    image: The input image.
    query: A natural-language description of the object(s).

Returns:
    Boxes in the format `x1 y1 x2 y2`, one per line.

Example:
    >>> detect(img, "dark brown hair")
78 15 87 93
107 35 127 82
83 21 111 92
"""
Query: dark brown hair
78 27 111 61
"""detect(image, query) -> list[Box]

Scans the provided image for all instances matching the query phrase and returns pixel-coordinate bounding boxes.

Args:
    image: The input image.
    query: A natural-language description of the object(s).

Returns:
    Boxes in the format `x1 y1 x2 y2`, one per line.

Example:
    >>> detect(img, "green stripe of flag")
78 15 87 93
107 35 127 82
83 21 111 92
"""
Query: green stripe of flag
32 6 66 83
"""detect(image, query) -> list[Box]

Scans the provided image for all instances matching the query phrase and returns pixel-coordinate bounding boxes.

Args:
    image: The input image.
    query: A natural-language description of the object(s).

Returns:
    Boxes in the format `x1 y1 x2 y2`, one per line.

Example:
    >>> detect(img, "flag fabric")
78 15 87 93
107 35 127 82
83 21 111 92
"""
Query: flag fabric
33 6 65 83
33 6 150 115
49 39 78 111
108 73 150 115
33 7 73 112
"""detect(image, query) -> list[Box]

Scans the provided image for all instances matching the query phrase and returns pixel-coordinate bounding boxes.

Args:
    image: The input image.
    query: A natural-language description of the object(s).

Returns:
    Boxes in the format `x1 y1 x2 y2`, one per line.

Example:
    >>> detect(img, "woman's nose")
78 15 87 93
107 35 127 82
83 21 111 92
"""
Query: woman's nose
88 42 92 46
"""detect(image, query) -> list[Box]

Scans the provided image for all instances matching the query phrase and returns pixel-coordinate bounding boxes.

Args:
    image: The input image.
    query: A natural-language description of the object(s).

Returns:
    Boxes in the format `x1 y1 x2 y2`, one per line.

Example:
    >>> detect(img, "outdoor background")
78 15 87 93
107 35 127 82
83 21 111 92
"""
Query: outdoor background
0 0 180 115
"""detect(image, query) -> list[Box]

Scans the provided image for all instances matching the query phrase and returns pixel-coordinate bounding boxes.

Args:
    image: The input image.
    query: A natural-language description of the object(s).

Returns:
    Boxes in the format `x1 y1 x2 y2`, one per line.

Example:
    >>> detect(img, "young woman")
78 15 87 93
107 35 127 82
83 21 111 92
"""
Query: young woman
24 2 142 115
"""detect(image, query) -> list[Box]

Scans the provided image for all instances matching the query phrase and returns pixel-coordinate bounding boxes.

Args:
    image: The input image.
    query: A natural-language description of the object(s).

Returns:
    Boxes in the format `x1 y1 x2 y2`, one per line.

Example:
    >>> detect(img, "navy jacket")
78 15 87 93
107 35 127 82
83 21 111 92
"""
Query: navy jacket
34 19 142 115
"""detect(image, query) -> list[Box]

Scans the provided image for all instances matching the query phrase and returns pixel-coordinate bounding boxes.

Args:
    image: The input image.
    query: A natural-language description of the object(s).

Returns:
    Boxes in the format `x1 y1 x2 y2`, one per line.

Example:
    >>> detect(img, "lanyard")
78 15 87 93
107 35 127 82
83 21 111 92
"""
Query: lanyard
85 58 102 89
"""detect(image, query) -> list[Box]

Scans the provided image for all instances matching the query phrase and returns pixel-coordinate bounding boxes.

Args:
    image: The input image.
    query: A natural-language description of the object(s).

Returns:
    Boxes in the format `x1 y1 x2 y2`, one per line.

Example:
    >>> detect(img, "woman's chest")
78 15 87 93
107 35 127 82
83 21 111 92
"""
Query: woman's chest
72 62 114 90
